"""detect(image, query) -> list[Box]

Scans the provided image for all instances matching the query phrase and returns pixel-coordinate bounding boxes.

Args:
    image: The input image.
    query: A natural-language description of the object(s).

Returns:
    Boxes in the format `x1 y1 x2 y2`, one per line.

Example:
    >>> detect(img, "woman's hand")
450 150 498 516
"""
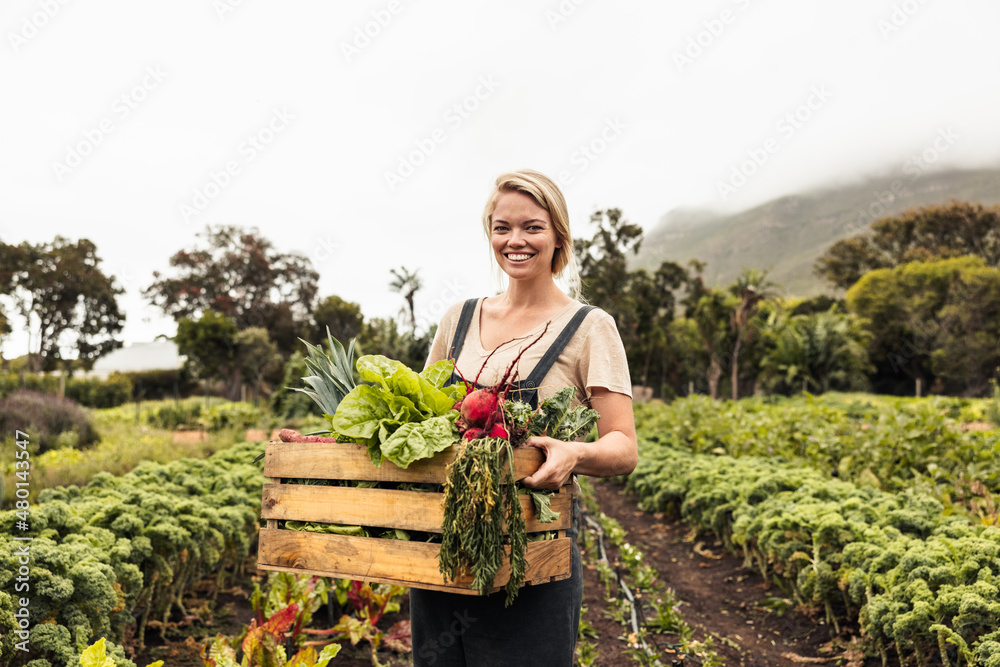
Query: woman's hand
521 435 580 490
521 387 638 489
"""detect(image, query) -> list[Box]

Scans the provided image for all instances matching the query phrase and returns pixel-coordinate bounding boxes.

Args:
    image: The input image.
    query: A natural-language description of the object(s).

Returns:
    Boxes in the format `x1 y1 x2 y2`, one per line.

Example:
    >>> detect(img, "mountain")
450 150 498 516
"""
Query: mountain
634 166 1000 297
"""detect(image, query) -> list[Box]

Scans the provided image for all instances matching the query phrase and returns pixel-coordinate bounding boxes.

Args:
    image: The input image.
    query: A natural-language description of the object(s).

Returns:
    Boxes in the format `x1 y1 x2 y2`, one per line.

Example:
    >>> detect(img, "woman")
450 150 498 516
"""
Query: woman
410 169 638 667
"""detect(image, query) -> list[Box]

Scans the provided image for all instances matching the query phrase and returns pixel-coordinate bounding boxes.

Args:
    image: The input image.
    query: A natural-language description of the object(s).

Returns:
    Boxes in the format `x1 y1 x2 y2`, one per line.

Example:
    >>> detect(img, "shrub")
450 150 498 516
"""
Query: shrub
0 373 58 399
147 402 203 430
0 390 98 452
0 373 132 408
124 368 197 400
200 402 267 431
64 372 133 408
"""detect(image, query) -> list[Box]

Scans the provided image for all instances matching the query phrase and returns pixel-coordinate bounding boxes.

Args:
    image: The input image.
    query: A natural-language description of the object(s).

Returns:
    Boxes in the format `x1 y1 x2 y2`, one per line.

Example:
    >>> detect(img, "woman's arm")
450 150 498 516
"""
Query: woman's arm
520 386 638 490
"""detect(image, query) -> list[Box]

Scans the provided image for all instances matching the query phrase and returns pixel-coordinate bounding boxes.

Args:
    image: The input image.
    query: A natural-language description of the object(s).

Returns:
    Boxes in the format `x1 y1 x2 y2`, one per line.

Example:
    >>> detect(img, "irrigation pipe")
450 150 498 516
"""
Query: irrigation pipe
583 512 665 667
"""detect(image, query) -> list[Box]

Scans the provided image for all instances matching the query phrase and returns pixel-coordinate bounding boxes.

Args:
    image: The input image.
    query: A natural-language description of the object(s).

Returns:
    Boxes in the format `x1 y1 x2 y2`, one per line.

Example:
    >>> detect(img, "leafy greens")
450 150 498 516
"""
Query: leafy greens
504 386 601 445
329 356 466 468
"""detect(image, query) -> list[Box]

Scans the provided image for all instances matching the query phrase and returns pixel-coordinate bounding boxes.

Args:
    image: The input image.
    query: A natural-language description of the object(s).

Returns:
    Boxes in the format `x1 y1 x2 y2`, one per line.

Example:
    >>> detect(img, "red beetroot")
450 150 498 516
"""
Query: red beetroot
461 389 498 427
462 428 485 441
487 424 509 439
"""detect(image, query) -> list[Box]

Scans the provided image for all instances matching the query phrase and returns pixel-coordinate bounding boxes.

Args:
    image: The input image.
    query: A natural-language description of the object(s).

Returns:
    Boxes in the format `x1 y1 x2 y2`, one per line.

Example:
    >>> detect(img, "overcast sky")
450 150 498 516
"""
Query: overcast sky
2 0 999 360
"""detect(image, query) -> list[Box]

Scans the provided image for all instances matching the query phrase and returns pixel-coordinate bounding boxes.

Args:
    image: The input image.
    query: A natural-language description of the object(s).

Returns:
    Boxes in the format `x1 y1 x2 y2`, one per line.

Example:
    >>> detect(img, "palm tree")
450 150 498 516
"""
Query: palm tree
389 266 422 333
728 268 780 400
760 308 873 394
692 288 737 400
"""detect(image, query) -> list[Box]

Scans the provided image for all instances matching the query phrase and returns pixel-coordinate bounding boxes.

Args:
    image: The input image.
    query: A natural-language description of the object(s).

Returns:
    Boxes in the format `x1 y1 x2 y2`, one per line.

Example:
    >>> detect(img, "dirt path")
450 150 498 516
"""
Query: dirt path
588 478 862 666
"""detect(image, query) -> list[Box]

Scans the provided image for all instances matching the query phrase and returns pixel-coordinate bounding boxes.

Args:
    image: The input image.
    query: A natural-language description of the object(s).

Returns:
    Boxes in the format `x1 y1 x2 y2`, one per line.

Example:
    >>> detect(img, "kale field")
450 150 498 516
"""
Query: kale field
2 392 999 666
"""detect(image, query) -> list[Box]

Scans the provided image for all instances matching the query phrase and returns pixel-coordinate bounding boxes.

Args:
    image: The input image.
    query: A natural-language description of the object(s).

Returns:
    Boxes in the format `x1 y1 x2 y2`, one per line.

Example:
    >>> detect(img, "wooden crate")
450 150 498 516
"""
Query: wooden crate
256 441 575 595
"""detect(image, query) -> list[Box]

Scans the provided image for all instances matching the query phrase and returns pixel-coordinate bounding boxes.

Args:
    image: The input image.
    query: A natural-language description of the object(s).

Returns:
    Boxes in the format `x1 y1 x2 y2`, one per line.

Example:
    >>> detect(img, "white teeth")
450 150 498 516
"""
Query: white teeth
507 254 532 261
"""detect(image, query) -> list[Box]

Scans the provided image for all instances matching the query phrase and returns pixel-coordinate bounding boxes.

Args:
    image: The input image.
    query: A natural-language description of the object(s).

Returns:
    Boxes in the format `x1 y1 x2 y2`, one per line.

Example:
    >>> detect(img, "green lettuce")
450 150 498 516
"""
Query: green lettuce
285 521 368 536
380 415 457 469
329 355 466 467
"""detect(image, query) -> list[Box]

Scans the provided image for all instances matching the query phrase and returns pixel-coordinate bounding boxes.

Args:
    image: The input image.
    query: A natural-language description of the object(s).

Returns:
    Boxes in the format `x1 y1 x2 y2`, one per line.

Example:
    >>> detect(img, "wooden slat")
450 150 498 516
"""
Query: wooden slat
260 483 573 533
256 528 572 594
264 441 545 483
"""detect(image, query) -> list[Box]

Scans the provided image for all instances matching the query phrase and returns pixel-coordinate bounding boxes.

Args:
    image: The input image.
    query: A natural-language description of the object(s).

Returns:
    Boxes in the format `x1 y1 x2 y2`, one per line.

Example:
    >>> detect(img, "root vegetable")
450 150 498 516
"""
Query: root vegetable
461 389 499 427
462 428 485 441
278 428 337 443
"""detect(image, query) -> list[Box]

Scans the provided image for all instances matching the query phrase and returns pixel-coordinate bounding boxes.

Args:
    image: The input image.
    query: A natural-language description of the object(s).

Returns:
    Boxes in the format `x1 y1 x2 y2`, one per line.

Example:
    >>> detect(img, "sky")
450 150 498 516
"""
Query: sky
2 0 999 361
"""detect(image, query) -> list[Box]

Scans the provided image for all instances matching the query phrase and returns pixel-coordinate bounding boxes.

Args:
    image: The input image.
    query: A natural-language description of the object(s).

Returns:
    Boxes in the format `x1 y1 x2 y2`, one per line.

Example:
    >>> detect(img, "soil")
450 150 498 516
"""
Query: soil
585 478 873 666
131 479 874 667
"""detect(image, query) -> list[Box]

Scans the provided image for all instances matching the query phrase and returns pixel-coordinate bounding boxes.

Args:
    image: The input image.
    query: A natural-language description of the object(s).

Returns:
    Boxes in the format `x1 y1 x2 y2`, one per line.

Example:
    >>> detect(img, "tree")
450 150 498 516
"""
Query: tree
620 261 688 387
389 267 422 333
144 225 319 355
0 237 124 372
728 268 780 400
357 317 434 372
175 310 238 397
788 294 843 317
576 208 692 393
690 288 738 400
846 255 1000 395
815 201 1000 290
760 308 873 394
575 208 644 325
236 327 282 403
312 295 364 345
270 351 318 418
930 262 1000 394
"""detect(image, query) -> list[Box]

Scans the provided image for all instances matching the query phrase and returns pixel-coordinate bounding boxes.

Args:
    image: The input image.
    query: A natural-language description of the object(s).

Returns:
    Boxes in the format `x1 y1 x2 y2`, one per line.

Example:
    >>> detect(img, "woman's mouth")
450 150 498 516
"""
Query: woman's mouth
505 253 534 262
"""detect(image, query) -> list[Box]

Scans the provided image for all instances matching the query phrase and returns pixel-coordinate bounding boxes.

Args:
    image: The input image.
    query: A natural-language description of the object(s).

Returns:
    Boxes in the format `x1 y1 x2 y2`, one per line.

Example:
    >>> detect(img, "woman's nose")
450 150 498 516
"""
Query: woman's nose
509 228 525 245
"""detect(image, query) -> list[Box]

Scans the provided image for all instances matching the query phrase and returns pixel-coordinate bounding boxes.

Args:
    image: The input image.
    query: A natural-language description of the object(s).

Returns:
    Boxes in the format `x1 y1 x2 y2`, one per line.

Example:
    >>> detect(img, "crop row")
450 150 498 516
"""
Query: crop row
634 395 1000 512
625 434 1000 666
0 441 264 667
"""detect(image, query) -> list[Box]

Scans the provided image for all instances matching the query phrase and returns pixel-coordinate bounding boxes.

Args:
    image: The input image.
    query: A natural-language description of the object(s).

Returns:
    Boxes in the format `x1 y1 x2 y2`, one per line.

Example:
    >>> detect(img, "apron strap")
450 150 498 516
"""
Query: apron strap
514 305 597 408
445 298 480 386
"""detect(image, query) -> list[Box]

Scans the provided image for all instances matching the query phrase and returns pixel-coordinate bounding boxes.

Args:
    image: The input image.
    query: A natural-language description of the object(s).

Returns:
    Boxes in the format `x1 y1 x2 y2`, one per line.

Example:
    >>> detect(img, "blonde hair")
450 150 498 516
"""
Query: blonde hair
481 169 582 300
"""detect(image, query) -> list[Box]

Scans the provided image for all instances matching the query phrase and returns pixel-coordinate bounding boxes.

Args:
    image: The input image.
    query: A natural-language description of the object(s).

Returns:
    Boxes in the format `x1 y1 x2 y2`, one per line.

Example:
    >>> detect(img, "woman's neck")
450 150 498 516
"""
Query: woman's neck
498 276 572 310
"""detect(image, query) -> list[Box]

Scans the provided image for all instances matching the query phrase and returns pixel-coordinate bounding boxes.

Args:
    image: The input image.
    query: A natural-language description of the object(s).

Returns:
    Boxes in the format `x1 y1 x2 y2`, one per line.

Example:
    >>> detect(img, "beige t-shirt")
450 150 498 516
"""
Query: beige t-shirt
425 298 632 408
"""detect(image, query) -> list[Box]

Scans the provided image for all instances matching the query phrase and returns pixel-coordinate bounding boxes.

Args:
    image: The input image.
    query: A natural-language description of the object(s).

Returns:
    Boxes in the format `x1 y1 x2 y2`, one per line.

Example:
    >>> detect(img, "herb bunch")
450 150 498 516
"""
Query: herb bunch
438 436 528 606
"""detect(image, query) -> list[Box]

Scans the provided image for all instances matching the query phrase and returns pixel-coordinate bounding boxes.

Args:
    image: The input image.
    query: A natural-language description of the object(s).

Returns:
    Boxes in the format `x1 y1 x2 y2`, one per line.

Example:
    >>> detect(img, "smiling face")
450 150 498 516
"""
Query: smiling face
489 190 563 283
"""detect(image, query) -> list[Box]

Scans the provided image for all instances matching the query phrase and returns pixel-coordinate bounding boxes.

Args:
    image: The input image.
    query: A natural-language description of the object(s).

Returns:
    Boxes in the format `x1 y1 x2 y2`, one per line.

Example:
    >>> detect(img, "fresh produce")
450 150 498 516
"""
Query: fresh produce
439 435 527 605
504 386 600 445
291 327 357 416
278 428 337 443
461 389 499 428
439 337 602 604
287 331 605 605
329 356 465 468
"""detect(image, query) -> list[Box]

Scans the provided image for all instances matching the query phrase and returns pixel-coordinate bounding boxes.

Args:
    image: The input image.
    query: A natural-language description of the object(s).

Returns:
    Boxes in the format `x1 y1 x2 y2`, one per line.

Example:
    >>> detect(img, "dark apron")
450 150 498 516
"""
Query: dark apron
410 298 595 667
